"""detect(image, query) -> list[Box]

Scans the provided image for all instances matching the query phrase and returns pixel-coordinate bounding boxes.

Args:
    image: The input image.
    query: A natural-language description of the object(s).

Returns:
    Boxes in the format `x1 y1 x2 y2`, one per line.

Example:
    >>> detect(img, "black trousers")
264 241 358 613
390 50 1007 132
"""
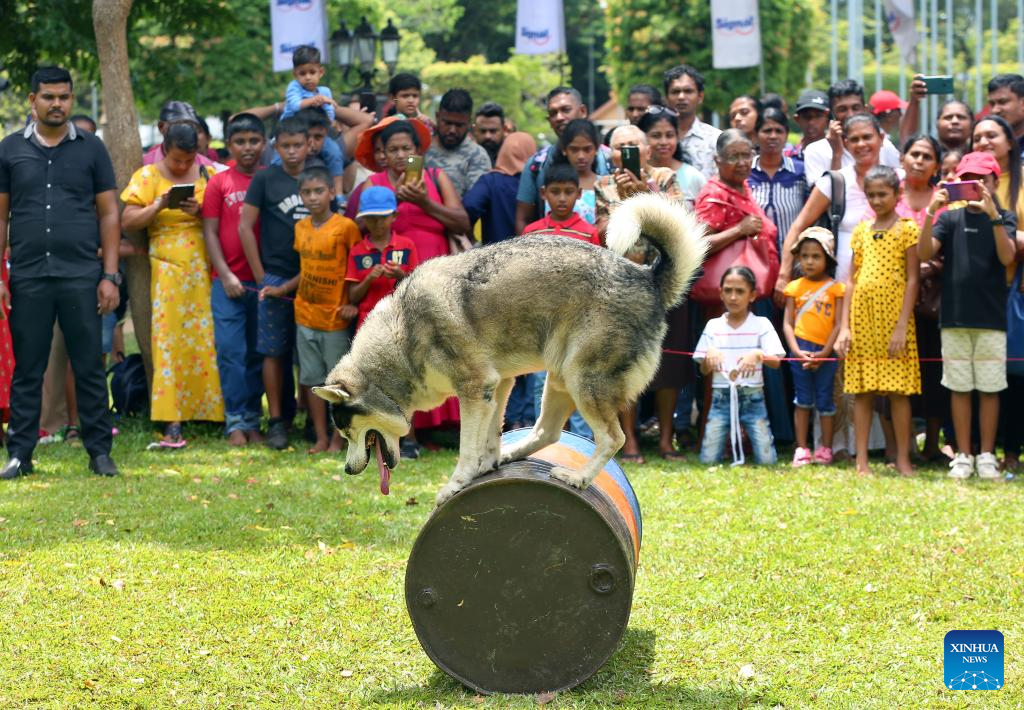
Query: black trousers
7 276 112 462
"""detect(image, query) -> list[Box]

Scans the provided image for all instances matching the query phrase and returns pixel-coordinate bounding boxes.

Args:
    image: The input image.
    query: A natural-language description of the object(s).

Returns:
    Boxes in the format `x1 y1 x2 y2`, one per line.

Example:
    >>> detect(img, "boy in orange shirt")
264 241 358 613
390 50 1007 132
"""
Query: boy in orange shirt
260 167 360 453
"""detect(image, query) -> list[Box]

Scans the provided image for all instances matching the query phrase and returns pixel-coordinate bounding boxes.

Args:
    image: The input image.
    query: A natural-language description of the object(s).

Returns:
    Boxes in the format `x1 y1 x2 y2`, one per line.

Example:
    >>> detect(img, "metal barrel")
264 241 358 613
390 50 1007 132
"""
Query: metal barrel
404 430 642 695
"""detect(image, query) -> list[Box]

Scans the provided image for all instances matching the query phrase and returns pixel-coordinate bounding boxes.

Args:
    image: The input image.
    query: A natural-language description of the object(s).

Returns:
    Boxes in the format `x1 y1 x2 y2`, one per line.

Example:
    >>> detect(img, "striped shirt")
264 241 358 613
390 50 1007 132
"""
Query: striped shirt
747 155 809 255
693 313 785 388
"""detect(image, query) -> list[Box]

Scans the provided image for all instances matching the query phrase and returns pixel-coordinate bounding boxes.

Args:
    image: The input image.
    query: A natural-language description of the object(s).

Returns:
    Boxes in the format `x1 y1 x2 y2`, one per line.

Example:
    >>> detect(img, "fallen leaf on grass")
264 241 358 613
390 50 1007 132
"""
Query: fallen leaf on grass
244 525 272 532
110 579 125 591
105 519 115 526
162 468 182 476
405 497 418 506
331 475 342 482
72 519 88 528
839 509 858 516
962 594 975 601
191 477 202 484
471 696 485 705
535 691 556 705
614 689 627 703
340 669 354 678
197 648 211 656
951 546 966 555
111 635 122 643
304 549 317 561
227 493 239 500
738 663 756 681
211 476 221 484
0 516 7 524
696 571 706 580
864 583 877 593
82 678 97 689
246 477 257 485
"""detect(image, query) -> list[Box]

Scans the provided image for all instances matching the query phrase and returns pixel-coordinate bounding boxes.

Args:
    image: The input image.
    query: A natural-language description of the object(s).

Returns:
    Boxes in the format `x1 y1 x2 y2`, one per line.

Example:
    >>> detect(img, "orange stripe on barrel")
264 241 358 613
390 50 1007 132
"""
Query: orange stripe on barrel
532 443 641 562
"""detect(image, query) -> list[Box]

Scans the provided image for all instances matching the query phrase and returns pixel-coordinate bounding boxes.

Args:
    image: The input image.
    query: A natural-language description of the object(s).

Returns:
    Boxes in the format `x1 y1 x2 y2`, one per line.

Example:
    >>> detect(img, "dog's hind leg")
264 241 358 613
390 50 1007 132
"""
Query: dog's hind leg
499 374 576 464
549 386 626 490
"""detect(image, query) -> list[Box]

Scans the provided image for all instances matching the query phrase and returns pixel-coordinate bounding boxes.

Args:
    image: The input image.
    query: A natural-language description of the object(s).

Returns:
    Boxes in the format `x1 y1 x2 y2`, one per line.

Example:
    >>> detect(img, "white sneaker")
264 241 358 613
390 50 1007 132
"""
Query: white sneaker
976 452 1001 480
948 453 974 480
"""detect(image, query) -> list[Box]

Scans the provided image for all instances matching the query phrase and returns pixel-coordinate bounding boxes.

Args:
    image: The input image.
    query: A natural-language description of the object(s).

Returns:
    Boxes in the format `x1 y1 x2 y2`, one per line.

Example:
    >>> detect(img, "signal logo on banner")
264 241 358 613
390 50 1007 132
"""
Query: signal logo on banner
269 0 328 72
711 0 762 69
515 0 566 55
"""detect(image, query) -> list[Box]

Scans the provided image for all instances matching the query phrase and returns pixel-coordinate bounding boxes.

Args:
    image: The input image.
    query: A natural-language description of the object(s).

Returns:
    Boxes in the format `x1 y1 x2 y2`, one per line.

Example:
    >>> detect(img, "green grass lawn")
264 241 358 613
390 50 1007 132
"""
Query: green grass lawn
0 420 1021 708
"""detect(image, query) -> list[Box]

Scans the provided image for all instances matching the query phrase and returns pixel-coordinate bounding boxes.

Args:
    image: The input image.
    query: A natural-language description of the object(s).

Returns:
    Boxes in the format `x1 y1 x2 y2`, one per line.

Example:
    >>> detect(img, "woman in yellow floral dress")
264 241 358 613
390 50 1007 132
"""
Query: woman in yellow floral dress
121 123 223 445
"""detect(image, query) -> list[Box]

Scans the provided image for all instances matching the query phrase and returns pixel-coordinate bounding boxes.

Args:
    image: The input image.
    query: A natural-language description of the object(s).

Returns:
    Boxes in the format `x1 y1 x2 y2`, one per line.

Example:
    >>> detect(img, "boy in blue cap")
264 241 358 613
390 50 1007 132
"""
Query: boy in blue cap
346 187 419 329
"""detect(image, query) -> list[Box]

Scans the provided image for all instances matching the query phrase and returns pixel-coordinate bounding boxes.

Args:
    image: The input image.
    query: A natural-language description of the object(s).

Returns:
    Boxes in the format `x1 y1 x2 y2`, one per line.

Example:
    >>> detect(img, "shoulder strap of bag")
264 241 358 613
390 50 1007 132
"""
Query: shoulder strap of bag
795 279 835 323
827 170 846 234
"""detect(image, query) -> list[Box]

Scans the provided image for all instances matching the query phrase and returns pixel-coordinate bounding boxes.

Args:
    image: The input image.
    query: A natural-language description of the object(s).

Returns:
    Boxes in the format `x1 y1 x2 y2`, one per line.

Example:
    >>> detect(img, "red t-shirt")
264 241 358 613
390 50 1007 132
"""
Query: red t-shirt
346 233 419 328
202 166 260 281
521 213 602 245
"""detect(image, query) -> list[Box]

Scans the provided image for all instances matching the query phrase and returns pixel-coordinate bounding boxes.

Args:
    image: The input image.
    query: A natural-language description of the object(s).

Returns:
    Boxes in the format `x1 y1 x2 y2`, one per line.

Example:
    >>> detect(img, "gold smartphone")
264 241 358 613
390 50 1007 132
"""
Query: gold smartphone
405 155 423 184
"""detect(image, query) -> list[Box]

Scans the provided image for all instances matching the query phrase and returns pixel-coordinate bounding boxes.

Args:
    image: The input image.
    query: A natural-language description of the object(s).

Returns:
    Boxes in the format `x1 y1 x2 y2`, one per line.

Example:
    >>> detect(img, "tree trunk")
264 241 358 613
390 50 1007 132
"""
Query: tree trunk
92 0 153 386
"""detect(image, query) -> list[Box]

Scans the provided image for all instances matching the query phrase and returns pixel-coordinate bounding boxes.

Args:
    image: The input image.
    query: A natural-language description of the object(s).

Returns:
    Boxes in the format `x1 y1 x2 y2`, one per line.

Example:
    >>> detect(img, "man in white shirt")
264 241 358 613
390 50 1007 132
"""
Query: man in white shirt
663 65 722 178
803 79 901 180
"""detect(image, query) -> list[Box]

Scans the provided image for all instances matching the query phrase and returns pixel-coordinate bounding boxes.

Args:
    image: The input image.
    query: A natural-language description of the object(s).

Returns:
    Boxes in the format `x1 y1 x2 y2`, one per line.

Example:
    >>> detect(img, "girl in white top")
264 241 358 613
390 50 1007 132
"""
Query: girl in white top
694 266 786 465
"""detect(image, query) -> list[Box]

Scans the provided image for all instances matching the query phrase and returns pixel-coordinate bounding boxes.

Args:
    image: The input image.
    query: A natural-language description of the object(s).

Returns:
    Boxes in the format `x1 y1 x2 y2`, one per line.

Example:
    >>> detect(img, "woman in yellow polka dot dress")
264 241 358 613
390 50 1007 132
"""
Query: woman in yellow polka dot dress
835 164 921 477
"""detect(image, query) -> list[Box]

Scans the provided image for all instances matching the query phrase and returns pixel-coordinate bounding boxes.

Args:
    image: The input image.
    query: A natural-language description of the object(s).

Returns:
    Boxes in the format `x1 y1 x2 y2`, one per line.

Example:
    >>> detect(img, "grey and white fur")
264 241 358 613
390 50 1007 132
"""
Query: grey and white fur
314 193 708 505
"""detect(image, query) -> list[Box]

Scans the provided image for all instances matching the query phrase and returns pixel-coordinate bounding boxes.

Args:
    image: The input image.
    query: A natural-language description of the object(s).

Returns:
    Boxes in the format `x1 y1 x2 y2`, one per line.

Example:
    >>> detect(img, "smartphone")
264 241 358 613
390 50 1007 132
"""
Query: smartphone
359 91 377 114
921 75 955 95
167 183 195 209
620 145 641 177
942 180 982 202
404 155 423 184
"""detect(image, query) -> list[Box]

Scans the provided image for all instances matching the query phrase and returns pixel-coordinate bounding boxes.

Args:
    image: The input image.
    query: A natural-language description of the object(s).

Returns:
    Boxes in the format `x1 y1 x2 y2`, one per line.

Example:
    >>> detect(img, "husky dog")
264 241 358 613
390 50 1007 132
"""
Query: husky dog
314 194 708 505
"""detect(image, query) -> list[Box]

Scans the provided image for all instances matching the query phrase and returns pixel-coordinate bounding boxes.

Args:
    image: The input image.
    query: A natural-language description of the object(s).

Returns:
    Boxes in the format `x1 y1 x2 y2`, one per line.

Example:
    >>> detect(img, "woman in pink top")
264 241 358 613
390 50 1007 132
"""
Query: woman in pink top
897 133 948 462
355 118 469 261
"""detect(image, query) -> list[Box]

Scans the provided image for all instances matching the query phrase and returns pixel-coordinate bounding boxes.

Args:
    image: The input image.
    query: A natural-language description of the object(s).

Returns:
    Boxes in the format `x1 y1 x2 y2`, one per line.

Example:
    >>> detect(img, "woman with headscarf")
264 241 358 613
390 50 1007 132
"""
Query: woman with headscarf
463 132 538 244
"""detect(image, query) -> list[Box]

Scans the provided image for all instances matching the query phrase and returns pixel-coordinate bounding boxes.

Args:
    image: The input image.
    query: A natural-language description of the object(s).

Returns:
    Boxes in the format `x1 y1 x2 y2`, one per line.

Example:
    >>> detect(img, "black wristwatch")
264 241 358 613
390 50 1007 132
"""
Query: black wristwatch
102 271 123 286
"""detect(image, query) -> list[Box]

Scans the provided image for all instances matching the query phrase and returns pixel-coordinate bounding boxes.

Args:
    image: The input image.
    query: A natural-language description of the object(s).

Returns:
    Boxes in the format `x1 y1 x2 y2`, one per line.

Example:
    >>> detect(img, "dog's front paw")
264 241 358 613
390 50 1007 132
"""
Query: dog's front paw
435 481 464 507
549 465 588 489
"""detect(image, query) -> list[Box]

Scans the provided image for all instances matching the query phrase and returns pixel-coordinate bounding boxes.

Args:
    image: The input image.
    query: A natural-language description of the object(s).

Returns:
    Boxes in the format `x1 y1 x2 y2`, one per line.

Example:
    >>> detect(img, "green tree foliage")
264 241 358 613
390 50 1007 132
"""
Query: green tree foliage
420 55 560 138
603 0 818 114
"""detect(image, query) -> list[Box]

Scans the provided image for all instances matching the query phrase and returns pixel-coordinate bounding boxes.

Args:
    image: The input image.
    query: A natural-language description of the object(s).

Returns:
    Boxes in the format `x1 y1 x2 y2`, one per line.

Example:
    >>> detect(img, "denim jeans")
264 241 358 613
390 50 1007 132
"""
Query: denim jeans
530 371 593 440
211 278 263 434
504 375 535 426
789 336 838 415
700 386 777 465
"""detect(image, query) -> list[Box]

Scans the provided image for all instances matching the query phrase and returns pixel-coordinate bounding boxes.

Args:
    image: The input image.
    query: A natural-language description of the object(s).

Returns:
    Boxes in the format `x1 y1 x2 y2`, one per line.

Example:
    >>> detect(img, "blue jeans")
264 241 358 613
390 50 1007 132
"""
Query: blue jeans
211 278 264 434
789 337 838 415
530 371 593 440
700 386 777 465
504 375 535 426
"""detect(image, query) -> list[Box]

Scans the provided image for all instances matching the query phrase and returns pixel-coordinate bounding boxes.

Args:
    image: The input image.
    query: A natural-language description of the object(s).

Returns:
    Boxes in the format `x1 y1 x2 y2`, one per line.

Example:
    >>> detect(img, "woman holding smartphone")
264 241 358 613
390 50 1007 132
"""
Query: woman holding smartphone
352 117 469 262
970 115 1024 233
121 123 223 447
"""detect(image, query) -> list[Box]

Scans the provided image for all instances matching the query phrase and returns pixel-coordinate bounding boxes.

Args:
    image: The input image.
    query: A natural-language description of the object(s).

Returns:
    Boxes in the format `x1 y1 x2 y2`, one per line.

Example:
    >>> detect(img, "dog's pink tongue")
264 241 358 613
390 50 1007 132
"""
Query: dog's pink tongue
374 436 390 495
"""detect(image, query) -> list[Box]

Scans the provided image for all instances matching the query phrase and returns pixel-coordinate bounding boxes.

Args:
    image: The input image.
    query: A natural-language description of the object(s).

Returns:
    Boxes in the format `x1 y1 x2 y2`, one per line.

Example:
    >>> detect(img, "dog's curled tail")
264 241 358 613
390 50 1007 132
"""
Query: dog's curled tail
606 193 709 308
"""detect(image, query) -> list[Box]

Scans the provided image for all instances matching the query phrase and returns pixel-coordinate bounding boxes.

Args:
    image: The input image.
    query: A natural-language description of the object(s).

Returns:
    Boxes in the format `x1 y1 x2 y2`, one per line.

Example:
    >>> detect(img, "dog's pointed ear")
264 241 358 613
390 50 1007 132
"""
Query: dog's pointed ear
312 385 351 403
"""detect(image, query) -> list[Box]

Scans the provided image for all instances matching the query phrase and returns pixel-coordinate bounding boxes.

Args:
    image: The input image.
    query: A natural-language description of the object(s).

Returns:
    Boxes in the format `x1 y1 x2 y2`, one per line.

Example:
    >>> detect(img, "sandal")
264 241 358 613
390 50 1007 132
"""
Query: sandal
158 423 187 449
620 452 646 465
659 449 686 462
63 425 81 442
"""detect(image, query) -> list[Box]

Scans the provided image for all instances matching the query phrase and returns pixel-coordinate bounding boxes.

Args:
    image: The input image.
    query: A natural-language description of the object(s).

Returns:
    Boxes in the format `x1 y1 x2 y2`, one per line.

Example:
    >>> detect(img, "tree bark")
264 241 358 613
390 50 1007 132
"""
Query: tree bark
92 0 152 386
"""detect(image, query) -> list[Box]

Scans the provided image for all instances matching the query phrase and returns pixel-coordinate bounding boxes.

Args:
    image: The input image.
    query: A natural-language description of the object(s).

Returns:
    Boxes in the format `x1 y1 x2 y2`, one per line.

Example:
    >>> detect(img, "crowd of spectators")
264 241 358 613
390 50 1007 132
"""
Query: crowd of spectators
4 49 1024 482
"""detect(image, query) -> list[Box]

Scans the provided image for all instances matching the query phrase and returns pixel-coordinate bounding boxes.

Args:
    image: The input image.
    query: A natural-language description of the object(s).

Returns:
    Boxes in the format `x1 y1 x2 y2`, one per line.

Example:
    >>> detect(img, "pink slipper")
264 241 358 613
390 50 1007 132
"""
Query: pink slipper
792 447 812 467
813 446 833 464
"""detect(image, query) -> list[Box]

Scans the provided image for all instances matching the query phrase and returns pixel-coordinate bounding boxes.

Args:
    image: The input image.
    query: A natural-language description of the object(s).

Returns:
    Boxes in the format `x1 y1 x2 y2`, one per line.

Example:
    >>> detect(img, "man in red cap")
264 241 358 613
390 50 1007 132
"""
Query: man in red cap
869 90 908 140
918 151 1017 481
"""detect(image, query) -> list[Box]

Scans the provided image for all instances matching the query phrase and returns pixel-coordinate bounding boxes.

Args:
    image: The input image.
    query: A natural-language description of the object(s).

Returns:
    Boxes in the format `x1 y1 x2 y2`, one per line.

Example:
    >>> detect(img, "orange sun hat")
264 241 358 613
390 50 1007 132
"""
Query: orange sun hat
354 116 432 171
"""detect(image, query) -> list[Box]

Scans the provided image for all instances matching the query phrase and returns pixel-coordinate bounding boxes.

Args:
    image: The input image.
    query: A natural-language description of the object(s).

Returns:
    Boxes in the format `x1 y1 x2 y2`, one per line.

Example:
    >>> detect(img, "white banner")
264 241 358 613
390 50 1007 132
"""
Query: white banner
711 0 762 69
515 0 566 55
270 0 329 73
883 0 918 65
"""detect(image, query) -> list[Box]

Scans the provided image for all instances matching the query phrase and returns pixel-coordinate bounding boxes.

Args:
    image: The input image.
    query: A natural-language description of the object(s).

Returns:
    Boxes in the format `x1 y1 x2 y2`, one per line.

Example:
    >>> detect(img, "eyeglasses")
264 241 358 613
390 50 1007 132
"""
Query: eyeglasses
721 152 754 164
645 105 679 118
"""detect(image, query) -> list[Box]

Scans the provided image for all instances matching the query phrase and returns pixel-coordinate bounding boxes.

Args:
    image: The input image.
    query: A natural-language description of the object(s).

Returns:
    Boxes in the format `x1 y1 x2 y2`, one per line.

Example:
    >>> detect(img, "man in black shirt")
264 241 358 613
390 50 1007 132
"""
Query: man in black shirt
0 66 122 479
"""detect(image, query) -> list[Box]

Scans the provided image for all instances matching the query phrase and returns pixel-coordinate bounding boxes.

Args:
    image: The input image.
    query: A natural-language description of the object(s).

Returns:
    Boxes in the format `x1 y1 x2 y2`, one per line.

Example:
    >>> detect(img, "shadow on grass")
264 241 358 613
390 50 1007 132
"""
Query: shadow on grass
367 628 774 707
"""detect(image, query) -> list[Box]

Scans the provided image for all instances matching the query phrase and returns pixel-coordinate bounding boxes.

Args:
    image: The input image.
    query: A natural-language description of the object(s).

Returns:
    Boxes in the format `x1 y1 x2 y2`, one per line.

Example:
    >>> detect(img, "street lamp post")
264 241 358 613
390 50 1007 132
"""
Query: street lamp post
330 15 401 104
